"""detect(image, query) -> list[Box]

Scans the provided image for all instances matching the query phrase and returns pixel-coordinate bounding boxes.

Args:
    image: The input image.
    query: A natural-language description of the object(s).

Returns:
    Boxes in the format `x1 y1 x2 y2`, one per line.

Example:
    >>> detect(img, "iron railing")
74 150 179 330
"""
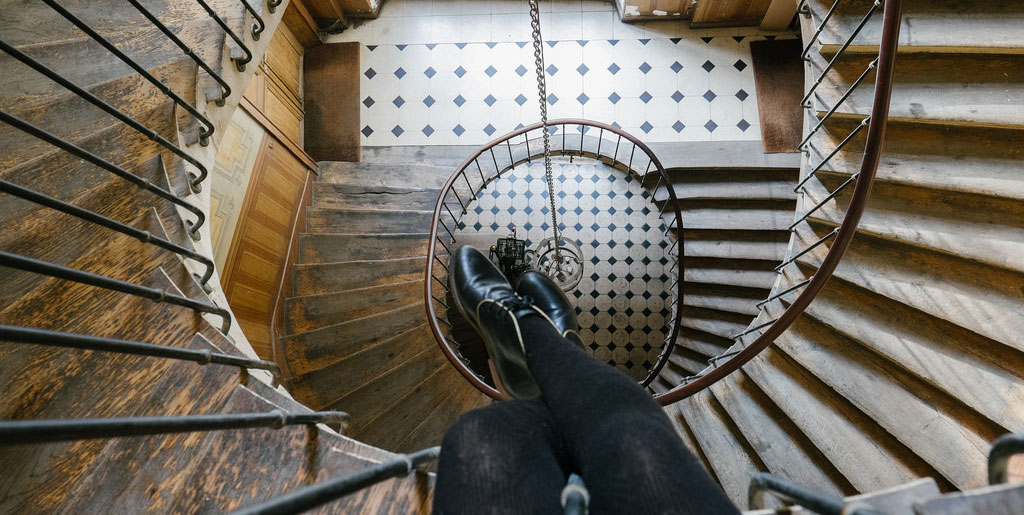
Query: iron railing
748 473 885 514
655 0 903 404
424 120 685 400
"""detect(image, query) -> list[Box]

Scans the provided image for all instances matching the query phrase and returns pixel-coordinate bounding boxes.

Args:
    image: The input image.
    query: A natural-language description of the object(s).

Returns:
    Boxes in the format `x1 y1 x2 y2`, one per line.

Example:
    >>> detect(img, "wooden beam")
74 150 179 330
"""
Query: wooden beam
760 0 798 31
283 0 322 48
691 0 773 28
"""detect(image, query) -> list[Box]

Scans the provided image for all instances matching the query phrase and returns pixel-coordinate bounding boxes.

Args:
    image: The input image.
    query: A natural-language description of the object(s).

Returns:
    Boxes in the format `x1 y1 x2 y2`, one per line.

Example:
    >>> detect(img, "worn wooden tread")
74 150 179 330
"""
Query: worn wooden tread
306 207 434 234
298 232 430 263
313 183 442 211
293 256 426 296
285 279 424 335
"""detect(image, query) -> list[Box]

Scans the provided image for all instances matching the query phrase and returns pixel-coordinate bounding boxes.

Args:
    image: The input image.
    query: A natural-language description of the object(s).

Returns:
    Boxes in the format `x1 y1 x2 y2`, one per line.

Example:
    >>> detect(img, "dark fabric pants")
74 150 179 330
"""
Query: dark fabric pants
433 316 739 514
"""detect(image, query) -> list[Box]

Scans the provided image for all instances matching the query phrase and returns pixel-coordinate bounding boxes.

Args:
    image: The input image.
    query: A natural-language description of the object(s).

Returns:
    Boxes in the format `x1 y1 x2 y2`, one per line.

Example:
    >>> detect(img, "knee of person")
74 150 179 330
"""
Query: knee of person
442 410 498 453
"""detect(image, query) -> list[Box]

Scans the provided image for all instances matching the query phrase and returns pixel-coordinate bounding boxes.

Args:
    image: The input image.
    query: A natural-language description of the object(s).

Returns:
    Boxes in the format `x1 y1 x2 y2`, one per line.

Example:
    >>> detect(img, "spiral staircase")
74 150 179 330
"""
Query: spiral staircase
2 0 1024 513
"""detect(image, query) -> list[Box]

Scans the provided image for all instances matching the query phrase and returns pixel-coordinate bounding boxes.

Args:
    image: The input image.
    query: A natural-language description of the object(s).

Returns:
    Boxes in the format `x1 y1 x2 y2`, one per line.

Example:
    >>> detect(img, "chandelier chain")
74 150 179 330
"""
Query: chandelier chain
527 0 561 262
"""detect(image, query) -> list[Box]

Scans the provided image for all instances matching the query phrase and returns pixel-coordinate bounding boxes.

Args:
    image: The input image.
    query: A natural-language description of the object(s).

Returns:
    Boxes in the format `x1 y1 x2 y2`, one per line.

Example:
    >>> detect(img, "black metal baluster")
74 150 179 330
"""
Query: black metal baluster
0 251 232 334
127 0 231 105
43 0 216 146
0 325 279 375
268 0 283 13
238 0 266 40
0 41 211 193
0 110 206 239
194 0 254 71
0 411 350 445
0 179 215 287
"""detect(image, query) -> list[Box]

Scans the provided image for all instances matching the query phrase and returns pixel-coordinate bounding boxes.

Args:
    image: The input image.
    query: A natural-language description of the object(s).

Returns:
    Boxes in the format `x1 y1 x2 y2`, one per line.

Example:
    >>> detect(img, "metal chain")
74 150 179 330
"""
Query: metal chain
527 0 561 263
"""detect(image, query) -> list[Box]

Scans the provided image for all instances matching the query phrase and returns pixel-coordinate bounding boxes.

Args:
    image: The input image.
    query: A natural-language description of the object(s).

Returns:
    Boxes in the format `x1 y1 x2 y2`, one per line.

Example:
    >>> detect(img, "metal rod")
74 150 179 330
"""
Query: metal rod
756 279 812 309
432 254 449 272
450 187 466 214
436 237 452 255
0 251 232 334
800 0 842 61
439 217 456 241
0 110 206 239
801 1 882 107
613 135 621 162
596 128 604 157
561 473 589 515
0 40 211 193
800 59 877 148
490 148 500 177
0 410 349 445
506 139 514 168
268 0 283 13
127 0 231 104
794 117 869 192
43 0 215 145
749 473 884 514
194 0 254 70
0 324 278 375
525 133 531 162
789 173 859 230
231 447 440 515
989 433 1024 484
462 172 475 200
708 349 742 365
238 0 266 40
475 159 486 184
430 274 448 289
730 318 779 340
579 124 584 155
628 144 635 171
0 179 215 286
775 228 839 272
431 295 449 308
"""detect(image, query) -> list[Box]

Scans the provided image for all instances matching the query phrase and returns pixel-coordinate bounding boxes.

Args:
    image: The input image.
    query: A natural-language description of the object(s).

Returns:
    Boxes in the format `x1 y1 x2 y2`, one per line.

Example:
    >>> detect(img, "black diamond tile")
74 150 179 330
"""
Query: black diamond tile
547 93 558 105
670 61 683 73
392 96 405 108
515 64 528 76
671 91 684 103
484 94 497 106
608 92 621 104
391 125 404 137
703 90 717 102
702 60 715 72
737 119 751 132
577 63 589 76
546 64 558 75
515 94 528 106
485 65 497 77
672 121 685 133
454 65 467 78
608 63 620 74
422 125 434 136
394 67 406 79
640 121 653 133
364 68 376 79
453 124 466 136
484 124 496 136
734 59 748 72
639 91 652 103
362 96 375 108
577 93 590 105
736 89 749 101
424 66 436 78
638 62 651 74
361 125 373 137
453 95 466 107
704 120 718 133
423 95 436 107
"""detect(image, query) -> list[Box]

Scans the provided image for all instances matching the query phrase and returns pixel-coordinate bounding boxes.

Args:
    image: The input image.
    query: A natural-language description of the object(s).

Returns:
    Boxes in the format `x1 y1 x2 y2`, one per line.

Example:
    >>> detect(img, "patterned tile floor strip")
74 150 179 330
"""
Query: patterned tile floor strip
453 158 673 380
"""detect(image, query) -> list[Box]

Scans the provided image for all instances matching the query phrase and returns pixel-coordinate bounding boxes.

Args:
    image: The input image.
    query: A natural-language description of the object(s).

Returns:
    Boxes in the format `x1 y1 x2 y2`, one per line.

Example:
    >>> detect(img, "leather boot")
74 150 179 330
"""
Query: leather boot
516 270 585 348
449 245 561 400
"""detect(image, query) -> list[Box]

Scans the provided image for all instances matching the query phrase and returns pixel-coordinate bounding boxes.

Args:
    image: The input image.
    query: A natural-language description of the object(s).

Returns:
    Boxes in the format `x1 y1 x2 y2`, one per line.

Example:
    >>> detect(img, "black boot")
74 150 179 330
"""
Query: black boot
449 245 560 400
516 270 584 348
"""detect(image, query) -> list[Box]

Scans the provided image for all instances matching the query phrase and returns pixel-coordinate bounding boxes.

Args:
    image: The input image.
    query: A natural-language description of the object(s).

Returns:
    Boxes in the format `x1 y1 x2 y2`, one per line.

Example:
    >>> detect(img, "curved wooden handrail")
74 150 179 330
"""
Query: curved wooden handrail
654 0 903 405
424 119 685 400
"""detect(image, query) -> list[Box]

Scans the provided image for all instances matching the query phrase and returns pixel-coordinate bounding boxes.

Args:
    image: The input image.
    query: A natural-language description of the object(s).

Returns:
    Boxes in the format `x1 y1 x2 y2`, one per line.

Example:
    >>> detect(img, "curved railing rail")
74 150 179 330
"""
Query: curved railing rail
424 120 686 400
654 0 903 405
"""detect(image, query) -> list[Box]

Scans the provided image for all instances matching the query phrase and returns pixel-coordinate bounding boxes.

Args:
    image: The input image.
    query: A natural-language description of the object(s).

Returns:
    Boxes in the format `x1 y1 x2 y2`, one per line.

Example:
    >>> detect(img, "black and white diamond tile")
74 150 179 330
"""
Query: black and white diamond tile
358 34 767 146
454 159 674 380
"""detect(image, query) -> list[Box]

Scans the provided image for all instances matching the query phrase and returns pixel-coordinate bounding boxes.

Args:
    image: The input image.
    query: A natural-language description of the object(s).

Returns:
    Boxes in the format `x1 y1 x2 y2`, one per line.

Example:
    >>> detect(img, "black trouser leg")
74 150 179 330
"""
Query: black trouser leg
433 398 570 514
519 316 739 515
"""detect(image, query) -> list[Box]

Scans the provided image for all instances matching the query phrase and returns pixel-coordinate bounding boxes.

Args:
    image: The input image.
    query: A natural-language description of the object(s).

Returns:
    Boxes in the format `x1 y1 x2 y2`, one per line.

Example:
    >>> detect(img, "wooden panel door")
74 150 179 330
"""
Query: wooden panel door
221 136 309 359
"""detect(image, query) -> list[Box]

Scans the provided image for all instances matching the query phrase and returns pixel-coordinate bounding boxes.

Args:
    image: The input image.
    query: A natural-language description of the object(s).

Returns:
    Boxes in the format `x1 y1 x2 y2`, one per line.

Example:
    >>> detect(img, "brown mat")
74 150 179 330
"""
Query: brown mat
304 42 361 162
750 39 804 153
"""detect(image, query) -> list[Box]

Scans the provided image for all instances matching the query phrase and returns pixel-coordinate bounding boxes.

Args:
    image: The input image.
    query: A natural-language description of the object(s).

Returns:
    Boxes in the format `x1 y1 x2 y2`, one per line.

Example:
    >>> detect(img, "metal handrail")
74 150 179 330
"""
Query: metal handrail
127 0 232 105
0 179 216 287
42 0 216 146
0 324 279 376
424 119 684 400
749 473 885 514
194 0 254 71
231 447 441 515
0 251 232 334
654 0 903 406
988 433 1024 484
238 0 266 40
0 110 206 240
0 39 211 194
0 410 349 444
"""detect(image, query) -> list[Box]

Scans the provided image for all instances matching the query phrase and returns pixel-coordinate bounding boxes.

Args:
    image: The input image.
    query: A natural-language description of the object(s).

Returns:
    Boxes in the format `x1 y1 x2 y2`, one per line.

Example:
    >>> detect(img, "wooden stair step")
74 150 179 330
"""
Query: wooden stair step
845 477 941 515
808 171 1024 275
360 145 477 168
391 377 490 454
166 384 387 513
658 168 799 202
682 229 790 262
682 282 766 316
808 119 1024 203
326 344 447 445
681 306 751 340
288 324 435 411
285 279 423 334
313 183 441 211
684 257 779 291
668 350 713 376
674 327 734 358
675 389 777 510
666 200 795 231
913 481 1024 515
293 257 426 296
794 226 1024 353
318 162 456 189
299 233 429 263
813 0 1024 55
306 207 433 234
771 307 997 489
662 403 715 475
739 348 940 492
709 371 851 497
801 265 1024 434
283 303 427 377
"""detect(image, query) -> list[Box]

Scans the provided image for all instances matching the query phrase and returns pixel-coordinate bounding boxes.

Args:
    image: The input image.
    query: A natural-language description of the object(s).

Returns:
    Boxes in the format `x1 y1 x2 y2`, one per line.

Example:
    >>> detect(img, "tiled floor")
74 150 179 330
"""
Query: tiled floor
326 0 791 146
453 158 674 381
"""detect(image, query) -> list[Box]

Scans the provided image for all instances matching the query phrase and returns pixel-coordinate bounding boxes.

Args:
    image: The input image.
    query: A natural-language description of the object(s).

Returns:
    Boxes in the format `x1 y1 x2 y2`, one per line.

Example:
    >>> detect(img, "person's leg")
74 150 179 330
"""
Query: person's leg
433 398 570 515
518 316 739 515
